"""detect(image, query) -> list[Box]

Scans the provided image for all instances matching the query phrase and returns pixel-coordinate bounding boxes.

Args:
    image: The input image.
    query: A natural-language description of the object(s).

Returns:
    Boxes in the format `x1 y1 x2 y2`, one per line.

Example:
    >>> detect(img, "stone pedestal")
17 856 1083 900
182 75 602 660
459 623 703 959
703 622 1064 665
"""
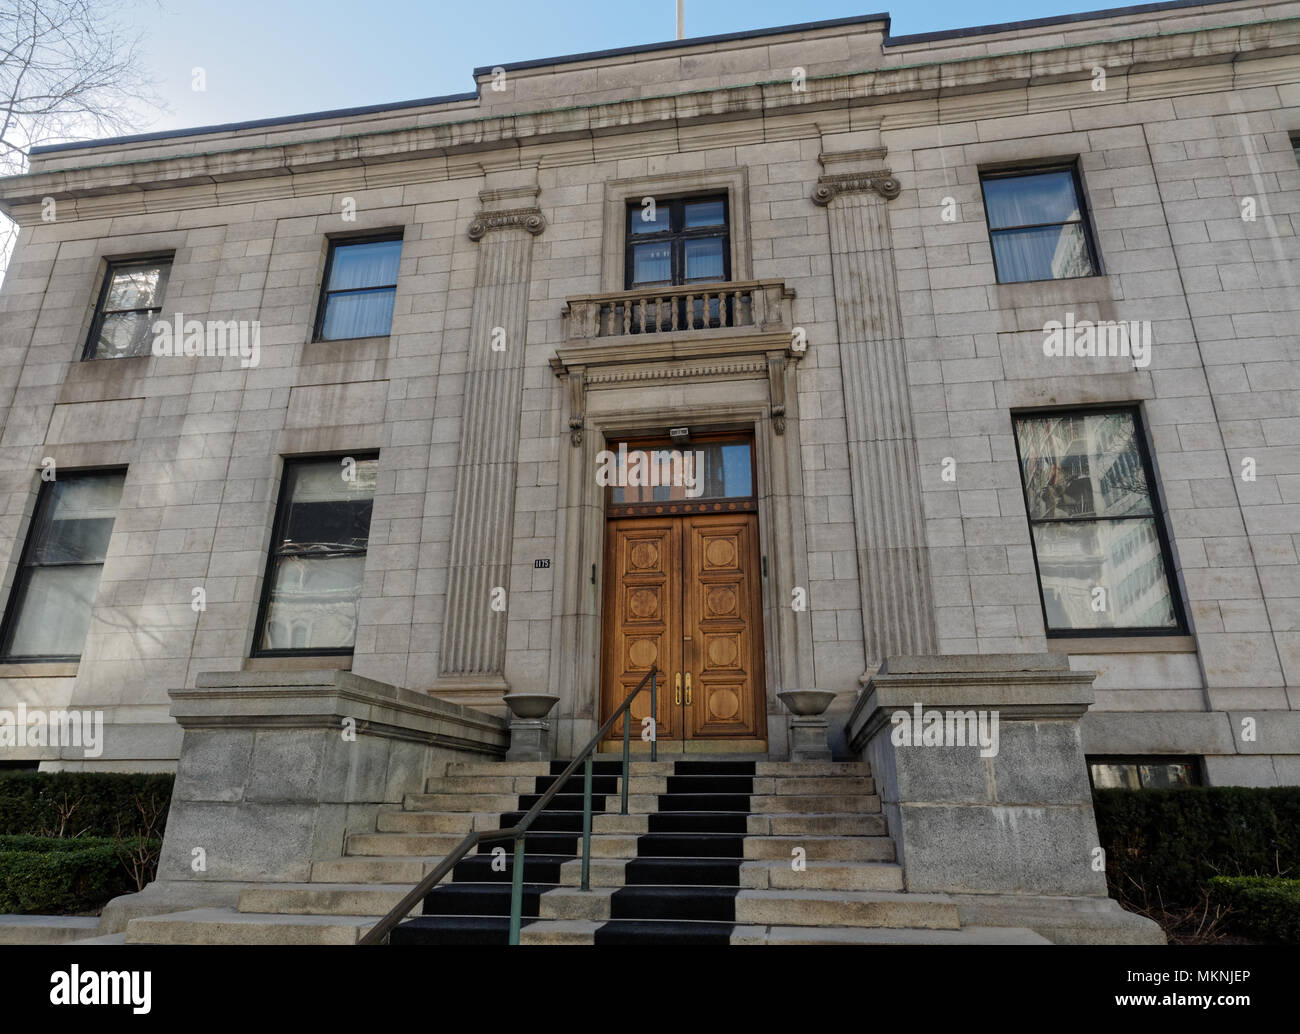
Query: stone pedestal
778 689 836 761
789 717 832 762
98 670 507 934
506 718 551 762
848 654 1106 896
845 653 1164 943
503 692 558 761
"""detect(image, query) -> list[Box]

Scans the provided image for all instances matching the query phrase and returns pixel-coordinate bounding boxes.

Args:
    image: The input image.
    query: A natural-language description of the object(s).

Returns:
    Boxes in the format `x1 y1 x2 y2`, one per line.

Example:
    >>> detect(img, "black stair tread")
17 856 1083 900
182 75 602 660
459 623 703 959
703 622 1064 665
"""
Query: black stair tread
423 883 551 917
496 814 589 833
518 793 609 810
391 915 534 945
647 814 749 833
610 885 739 922
454 854 570 884
657 794 751 812
550 760 625 775
594 919 734 945
625 857 742 886
636 833 745 859
475 833 580 855
666 777 755 794
534 775 621 794
673 761 757 774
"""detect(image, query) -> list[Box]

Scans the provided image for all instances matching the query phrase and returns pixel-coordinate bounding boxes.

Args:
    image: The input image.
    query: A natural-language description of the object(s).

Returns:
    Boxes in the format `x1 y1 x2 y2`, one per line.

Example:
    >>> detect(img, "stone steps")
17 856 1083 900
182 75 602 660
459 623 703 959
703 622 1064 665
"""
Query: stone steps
402 791 882 814
514 920 1049 945
374 808 886 836
344 830 895 862
440 761 872 778
423 775 876 795
125 908 376 945
309 855 904 892
121 755 989 946
532 886 958 929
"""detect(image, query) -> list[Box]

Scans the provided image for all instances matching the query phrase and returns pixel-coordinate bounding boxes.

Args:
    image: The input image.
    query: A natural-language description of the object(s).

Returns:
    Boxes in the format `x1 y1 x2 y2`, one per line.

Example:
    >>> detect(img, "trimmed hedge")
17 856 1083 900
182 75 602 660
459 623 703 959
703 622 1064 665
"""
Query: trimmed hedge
1093 787 1300 921
0 836 161 914
1208 877 1300 945
0 772 173 838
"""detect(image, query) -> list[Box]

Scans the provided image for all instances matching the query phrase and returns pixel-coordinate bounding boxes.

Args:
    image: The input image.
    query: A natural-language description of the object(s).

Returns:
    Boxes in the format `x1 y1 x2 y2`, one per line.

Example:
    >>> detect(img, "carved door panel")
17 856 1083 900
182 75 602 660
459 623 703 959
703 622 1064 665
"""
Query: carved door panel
601 519 682 741
601 513 763 741
681 514 764 739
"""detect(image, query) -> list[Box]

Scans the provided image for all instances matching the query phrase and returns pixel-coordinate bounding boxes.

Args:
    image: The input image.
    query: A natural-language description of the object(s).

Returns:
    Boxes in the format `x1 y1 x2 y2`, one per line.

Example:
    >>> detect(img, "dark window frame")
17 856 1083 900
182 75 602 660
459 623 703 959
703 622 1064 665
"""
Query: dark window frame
1012 404 1188 639
979 162 1101 284
251 452 380 658
624 194 731 290
82 256 173 360
0 467 128 663
311 233 403 342
1087 755 1203 791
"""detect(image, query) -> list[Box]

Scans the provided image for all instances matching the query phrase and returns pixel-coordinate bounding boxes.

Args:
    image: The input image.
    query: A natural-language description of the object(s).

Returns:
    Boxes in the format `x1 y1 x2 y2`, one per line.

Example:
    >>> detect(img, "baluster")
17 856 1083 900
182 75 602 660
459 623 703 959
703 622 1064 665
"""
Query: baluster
732 290 742 327
622 301 631 335
671 292 679 331
639 297 648 334
686 294 695 331
653 296 662 333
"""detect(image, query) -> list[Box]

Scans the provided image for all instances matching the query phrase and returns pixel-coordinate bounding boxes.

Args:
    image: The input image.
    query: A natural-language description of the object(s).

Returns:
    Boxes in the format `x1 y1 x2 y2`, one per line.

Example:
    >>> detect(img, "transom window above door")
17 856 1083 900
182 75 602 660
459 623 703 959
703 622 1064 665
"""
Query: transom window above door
625 196 730 290
606 434 755 518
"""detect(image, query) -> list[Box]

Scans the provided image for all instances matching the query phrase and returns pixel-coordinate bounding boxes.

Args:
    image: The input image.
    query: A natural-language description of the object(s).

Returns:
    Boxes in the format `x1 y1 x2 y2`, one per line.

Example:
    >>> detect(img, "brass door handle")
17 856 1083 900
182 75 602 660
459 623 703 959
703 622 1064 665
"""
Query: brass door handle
685 673 692 706
675 672 682 705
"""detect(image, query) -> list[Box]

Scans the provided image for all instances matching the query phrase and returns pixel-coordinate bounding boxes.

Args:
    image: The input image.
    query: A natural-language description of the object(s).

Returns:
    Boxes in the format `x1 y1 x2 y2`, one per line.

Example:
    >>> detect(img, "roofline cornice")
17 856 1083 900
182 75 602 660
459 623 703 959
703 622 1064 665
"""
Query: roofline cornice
2 14 1296 216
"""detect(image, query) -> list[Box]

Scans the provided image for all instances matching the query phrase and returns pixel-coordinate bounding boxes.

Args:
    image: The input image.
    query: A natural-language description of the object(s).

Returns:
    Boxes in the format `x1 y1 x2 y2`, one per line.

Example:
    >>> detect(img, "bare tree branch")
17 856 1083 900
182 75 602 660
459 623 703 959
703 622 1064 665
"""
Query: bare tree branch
0 0 166 280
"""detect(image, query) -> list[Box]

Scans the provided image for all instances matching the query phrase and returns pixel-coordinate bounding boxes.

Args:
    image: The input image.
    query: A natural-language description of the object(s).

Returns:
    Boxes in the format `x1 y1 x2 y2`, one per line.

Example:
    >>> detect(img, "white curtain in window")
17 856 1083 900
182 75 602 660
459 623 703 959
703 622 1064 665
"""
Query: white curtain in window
321 290 396 339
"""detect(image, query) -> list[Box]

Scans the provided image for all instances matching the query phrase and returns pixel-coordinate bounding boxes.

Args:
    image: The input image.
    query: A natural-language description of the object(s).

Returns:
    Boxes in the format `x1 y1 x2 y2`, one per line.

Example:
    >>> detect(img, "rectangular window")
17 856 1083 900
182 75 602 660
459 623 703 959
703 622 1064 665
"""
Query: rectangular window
1089 756 1200 790
625 195 729 290
1013 408 1184 635
253 455 378 655
980 166 1098 283
0 471 126 661
314 236 402 341
84 258 171 359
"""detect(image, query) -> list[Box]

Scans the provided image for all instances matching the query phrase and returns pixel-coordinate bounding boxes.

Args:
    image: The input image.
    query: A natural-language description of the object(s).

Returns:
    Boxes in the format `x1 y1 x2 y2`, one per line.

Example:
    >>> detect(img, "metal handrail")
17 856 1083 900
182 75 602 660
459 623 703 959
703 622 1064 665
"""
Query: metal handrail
360 666 658 945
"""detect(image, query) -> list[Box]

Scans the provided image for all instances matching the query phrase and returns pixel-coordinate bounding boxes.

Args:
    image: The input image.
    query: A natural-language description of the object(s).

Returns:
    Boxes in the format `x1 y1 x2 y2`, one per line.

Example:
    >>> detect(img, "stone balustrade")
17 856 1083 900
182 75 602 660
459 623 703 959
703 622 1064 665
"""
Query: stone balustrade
562 279 793 342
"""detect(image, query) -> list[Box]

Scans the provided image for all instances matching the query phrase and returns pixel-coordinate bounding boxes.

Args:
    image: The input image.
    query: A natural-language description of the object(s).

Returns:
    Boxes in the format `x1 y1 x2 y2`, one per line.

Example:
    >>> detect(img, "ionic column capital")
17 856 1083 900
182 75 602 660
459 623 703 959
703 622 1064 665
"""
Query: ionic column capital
811 169 902 206
467 206 547 240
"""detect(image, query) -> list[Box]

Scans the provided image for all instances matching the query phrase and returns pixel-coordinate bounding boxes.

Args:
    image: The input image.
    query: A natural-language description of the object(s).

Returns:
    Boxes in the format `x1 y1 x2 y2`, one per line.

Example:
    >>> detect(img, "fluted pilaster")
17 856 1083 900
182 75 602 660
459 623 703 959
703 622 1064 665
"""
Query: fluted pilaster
816 159 938 661
437 204 541 688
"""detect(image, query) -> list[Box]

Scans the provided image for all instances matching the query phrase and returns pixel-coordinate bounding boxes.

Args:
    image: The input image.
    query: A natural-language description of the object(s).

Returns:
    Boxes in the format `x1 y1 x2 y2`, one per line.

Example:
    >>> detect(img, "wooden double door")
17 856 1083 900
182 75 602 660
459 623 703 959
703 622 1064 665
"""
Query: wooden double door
601 512 765 742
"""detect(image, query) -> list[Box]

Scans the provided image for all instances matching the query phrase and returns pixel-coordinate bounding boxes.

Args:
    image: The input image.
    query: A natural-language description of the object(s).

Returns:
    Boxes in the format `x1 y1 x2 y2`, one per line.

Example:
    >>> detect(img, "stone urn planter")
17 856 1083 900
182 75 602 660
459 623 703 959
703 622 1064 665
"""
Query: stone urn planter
777 689 837 761
777 689 837 717
503 694 559 761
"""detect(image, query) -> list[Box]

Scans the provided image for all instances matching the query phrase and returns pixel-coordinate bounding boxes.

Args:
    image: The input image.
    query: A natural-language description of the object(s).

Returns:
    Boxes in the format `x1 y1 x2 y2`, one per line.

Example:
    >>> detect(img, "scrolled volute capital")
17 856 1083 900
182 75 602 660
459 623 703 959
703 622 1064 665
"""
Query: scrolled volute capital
811 170 902 206
467 207 547 241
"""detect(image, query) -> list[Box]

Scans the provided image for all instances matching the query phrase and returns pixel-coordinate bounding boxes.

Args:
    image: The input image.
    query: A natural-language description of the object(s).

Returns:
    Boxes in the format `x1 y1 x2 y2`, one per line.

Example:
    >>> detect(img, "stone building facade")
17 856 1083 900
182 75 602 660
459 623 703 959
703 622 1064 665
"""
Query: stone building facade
0 0 1296 796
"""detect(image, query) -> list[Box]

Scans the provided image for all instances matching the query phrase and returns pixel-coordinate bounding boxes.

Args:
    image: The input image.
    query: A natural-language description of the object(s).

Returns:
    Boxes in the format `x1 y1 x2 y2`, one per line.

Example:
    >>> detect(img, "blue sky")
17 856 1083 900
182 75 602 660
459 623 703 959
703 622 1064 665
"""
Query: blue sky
124 0 1123 136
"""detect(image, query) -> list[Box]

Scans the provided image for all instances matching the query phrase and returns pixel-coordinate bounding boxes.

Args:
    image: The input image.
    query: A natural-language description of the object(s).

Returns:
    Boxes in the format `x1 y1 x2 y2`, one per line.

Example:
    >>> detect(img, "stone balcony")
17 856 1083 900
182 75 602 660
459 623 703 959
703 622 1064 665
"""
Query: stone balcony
561 278 794 348
551 279 800 444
